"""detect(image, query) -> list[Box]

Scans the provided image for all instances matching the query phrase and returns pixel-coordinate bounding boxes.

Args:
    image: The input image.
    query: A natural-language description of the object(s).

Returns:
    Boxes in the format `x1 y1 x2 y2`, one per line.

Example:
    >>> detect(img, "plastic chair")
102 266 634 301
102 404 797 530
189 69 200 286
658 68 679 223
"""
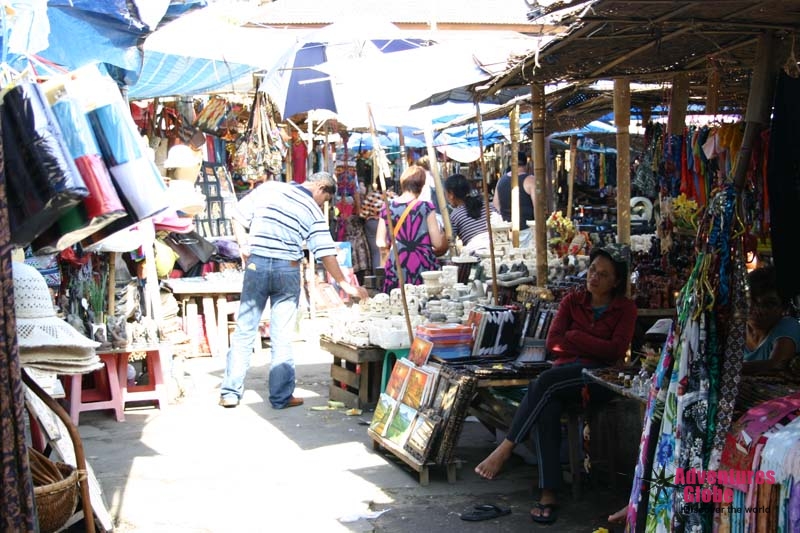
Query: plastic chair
380 347 410 392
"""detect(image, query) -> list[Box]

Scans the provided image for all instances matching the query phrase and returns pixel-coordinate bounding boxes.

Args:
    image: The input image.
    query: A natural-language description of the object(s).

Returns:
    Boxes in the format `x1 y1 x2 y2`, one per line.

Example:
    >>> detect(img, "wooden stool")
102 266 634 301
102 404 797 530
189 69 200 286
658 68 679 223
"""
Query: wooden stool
563 401 619 499
62 352 125 425
321 338 384 409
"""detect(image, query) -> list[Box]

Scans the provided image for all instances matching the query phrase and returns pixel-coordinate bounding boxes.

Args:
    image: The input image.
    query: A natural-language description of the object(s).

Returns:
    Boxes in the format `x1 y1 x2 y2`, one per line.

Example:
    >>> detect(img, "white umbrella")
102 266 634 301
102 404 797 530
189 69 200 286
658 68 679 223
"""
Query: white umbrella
258 18 425 122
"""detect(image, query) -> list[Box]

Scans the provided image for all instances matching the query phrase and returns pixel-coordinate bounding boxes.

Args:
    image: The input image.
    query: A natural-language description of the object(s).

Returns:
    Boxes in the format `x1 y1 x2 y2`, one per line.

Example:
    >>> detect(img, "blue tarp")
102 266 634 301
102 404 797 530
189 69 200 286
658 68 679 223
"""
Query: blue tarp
128 52 254 99
2 1 207 88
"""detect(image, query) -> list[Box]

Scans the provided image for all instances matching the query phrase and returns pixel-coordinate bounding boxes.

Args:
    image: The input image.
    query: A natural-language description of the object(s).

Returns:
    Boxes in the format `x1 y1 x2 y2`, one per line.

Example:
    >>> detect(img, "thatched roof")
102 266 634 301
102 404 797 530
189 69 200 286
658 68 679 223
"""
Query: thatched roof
479 0 800 125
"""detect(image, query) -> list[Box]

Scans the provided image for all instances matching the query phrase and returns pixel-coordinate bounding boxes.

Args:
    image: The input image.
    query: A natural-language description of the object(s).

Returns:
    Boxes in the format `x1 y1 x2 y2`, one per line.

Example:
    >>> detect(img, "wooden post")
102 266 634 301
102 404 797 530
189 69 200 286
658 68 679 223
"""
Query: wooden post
733 31 777 191
667 73 690 136
509 105 521 247
423 125 455 254
531 82 548 287
641 106 652 127
566 136 577 219
614 78 632 248
107 252 117 320
397 127 407 174
474 101 499 305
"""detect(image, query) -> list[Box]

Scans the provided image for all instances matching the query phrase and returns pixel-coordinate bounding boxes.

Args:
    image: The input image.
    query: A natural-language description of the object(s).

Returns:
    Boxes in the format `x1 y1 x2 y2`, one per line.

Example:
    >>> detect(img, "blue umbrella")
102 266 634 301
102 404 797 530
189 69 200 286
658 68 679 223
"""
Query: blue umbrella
345 131 391 151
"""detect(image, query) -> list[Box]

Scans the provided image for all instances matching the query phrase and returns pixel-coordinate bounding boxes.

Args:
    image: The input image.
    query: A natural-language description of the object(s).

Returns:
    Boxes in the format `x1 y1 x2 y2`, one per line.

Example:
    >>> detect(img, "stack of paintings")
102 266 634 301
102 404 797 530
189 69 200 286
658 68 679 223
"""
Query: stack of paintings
369 337 451 462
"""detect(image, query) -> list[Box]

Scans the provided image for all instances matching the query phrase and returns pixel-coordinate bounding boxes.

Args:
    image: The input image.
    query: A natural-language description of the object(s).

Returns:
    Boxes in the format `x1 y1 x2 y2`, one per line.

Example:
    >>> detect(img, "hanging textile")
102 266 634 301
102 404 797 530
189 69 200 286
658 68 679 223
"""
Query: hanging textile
626 325 677 532
634 184 740 532
0 131 37 529
4 82 89 247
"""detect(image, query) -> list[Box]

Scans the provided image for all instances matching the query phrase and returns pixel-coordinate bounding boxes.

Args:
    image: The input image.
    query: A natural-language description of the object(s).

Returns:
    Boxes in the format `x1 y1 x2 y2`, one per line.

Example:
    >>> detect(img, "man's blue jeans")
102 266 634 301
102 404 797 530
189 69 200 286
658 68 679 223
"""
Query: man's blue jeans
220 255 300 408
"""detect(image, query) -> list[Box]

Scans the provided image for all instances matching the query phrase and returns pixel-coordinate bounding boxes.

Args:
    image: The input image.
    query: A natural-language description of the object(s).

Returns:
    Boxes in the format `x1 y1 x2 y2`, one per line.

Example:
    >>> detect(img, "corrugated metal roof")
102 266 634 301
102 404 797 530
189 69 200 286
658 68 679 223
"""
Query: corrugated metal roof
250 0 536 26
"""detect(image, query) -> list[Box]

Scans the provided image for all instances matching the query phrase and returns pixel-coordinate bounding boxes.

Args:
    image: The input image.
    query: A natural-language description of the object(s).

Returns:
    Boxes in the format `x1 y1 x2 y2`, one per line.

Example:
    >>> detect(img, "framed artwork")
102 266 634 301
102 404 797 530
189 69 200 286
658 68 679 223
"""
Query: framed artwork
404 413 441 461
401 367 430 410
384 358 414 400
408 337 434 367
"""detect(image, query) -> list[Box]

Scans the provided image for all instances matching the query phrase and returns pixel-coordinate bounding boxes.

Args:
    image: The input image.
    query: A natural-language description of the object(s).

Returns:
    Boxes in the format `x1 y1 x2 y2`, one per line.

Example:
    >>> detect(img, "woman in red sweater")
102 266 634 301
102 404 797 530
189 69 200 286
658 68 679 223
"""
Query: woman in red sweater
474 244 637 525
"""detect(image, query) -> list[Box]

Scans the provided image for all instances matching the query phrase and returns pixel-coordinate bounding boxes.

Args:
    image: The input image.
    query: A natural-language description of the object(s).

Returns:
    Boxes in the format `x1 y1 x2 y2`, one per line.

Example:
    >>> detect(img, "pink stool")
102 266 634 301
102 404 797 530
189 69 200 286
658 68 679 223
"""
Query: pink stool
62 352 125 425
111 346 169 411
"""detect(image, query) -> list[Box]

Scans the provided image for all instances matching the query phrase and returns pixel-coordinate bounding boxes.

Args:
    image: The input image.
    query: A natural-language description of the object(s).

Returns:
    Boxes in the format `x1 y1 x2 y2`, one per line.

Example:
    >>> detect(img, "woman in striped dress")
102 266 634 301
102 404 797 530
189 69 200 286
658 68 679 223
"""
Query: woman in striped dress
444 173 501 254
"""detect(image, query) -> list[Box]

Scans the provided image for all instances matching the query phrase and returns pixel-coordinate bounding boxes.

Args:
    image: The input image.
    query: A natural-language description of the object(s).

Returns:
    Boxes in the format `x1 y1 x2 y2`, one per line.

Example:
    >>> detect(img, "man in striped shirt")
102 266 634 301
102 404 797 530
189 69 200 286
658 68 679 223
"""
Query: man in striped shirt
220 172 368 409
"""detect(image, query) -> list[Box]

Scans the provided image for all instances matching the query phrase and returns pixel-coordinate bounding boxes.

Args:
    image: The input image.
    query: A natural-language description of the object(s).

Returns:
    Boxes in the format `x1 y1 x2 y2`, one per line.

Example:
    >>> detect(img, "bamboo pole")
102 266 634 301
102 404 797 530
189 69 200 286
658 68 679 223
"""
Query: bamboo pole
368 106 413 345
509 105 520 247
474 100 499 305
566 136 577 219
667 73 690 136
423 125 455 254
733 31 777 191
614 78 632 248
531 82 548 287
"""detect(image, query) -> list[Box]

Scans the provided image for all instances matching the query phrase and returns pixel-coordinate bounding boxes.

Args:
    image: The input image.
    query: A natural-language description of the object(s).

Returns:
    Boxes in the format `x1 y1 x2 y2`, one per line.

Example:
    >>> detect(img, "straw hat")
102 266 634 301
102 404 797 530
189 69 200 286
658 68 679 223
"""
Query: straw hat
12 262 99 350
163 145 202 169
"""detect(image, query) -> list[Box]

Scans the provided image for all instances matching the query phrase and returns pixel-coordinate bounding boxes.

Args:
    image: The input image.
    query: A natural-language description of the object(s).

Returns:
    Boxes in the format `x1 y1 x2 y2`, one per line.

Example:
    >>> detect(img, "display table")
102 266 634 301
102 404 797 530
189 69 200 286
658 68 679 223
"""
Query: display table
320 337 385 409
165 276 243 358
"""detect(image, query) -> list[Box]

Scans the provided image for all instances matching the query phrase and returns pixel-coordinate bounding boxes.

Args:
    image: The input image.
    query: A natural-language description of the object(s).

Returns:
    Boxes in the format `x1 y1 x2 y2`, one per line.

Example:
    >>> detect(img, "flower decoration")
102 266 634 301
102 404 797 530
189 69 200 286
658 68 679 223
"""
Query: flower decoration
546 210 576 250
672 193 699 231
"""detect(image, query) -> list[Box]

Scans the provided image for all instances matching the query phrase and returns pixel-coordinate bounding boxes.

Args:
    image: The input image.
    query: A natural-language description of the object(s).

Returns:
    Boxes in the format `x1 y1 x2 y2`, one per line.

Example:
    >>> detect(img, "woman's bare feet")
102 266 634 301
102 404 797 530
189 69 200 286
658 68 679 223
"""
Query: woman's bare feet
474 439 514 479
608 505 627 524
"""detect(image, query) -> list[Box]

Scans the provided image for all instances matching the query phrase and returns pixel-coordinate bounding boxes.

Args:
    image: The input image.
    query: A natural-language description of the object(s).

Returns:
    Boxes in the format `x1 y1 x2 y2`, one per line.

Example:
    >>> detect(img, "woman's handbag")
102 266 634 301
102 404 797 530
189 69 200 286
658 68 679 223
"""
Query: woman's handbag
163 230 217 271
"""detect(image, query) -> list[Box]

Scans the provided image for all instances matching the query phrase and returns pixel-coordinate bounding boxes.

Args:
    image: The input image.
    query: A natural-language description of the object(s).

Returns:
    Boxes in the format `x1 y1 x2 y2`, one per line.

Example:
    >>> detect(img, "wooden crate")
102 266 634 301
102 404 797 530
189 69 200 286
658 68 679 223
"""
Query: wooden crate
321 338 384 409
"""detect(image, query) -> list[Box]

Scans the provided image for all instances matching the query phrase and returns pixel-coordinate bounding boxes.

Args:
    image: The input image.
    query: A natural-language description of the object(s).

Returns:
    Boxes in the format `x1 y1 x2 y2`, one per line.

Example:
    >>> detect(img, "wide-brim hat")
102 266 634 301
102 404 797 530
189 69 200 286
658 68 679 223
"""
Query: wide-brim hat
163 144 202 169
12 262 100 350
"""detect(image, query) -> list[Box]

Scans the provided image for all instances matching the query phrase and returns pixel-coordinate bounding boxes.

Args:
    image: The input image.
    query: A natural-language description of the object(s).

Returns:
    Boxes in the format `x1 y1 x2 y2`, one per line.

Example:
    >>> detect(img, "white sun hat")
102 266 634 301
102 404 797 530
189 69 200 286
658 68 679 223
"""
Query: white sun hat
12 262 100 350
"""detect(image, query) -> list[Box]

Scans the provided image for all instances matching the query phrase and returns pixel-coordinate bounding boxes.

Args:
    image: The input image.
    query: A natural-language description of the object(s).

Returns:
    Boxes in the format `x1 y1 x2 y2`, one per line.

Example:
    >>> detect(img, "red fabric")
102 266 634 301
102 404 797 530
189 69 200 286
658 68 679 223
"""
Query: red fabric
680 129 695 199
545 289 638 365
292 141 307 184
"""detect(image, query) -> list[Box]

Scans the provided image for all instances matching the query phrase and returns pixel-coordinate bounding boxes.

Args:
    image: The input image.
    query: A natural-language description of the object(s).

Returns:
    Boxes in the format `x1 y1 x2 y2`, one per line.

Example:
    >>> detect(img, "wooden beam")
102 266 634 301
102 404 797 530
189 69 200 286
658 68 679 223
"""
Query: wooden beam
684 37 758 69
482 21 605 98
579 17 796 32
589 26 694 79
531 82 548 287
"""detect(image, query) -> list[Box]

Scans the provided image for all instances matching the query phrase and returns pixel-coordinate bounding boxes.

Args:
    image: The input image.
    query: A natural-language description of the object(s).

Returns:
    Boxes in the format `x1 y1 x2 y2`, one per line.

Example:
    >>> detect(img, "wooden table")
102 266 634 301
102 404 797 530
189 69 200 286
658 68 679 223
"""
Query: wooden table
166 276 243 357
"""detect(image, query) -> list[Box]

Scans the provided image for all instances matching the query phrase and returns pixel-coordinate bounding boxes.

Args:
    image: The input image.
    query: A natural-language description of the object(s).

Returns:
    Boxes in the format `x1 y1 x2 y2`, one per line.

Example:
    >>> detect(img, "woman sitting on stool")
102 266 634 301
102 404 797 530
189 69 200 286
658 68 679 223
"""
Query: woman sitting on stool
475 243 638 525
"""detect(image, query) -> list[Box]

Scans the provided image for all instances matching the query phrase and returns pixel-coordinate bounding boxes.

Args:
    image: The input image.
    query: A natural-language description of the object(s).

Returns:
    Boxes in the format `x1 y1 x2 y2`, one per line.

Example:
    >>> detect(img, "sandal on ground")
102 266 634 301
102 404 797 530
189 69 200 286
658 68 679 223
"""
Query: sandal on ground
460 503 511 521
530 502 559 524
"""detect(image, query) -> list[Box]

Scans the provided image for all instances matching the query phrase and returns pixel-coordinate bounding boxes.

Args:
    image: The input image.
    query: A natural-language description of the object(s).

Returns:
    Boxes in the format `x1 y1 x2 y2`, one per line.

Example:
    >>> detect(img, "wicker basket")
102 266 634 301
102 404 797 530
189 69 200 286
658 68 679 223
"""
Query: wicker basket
34 462 79 533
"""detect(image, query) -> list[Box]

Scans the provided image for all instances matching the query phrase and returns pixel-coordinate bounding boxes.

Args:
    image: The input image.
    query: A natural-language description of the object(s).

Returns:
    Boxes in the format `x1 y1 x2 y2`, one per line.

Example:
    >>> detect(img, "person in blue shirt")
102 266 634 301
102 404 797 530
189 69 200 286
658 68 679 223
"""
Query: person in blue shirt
743 265 800 374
